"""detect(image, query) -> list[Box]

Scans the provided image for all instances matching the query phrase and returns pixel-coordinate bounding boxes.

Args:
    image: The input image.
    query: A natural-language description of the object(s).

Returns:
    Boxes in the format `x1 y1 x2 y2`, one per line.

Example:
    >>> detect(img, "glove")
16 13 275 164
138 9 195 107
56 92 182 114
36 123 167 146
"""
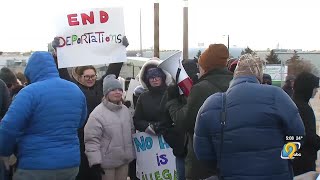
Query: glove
124 100 131 108
52 37 60 50
145 125 156 135
152 121 168 135
91 164 105 180
122 36 129 47
50 37 60 67
167 84 180 101
150 122 161 135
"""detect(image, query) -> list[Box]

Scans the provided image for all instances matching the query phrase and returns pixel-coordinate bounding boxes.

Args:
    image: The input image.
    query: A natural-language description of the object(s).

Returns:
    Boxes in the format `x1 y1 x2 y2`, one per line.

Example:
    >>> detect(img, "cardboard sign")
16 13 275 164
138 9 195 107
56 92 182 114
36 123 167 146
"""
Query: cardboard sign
133 132 177 180
56 8 127 68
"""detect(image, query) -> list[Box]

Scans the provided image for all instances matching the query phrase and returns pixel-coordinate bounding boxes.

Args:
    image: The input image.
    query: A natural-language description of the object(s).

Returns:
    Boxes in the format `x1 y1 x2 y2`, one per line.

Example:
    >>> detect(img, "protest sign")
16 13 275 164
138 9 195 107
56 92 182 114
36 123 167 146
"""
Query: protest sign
55 8 127 68
133 132 177 180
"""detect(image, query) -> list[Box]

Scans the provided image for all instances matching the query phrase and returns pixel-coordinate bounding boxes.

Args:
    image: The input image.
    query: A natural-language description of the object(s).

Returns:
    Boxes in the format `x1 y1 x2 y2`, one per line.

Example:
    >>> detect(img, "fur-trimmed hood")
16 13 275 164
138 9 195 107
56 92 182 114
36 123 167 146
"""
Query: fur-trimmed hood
71 67 83 85
137 58 173 89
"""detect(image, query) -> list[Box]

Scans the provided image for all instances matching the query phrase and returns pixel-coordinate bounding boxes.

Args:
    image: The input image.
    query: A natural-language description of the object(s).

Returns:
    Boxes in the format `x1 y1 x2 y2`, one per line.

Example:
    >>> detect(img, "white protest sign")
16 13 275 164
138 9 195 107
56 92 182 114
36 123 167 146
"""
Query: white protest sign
56 8 127 68
133 132 177 180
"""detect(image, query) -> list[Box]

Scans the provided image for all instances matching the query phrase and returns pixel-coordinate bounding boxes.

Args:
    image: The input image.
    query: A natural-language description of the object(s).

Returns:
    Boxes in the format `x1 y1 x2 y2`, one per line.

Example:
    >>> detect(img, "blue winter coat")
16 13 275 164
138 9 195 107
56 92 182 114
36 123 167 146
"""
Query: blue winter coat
194 76 305 180
0 51 87 170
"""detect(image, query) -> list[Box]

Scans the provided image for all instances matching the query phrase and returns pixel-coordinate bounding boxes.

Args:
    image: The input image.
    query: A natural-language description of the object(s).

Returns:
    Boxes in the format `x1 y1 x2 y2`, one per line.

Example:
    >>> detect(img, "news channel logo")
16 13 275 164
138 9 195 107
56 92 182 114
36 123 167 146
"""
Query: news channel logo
281 142 301 159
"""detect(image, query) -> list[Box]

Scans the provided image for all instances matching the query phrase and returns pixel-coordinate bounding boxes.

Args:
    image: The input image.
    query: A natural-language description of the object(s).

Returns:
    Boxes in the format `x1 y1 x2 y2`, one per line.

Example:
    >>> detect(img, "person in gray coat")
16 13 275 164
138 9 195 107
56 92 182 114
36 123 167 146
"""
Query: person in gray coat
84 75 135 180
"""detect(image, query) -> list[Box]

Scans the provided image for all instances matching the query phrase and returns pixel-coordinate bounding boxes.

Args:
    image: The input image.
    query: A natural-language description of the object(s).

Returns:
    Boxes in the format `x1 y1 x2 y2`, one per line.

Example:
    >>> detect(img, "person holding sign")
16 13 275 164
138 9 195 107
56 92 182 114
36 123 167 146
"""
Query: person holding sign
84 74 135 180
133 59 173 135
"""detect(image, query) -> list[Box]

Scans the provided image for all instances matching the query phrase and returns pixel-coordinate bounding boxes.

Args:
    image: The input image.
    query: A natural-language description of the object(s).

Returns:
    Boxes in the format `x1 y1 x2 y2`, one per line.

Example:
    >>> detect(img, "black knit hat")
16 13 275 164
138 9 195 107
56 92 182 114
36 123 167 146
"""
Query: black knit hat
262 74 272 85
0 67 17 87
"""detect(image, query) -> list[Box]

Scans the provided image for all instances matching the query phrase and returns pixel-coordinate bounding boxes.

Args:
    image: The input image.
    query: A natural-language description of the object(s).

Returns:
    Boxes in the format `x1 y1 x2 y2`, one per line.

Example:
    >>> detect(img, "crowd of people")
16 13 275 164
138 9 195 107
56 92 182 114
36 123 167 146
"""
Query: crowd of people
0 42 319 180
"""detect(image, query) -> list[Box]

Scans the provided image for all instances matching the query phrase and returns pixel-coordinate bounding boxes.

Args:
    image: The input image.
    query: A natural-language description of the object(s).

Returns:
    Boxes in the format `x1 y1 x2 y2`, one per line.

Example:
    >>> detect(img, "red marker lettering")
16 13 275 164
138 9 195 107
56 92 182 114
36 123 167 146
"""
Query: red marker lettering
67 14 79 26
100 11 109 23
81 11 94 25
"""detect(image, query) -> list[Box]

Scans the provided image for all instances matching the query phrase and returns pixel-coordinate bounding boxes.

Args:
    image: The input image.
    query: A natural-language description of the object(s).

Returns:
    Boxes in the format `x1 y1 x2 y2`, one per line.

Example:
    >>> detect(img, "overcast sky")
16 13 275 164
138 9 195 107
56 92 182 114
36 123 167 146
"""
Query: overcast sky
1 0 319 52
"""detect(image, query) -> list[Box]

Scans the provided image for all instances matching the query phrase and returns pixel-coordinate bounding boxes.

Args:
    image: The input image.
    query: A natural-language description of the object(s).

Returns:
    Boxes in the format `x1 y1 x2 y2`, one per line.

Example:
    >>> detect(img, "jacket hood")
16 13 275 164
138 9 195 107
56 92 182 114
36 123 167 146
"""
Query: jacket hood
138 59 173 89
293 72 319 102
24 51 59 83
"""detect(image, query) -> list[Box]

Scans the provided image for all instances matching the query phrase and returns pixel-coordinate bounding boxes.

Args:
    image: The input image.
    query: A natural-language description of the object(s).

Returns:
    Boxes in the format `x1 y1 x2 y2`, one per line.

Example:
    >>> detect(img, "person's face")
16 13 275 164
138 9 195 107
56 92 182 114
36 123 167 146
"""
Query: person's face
107 89 123 104
79 69 97 87
312 88 318 98
148 76 163 87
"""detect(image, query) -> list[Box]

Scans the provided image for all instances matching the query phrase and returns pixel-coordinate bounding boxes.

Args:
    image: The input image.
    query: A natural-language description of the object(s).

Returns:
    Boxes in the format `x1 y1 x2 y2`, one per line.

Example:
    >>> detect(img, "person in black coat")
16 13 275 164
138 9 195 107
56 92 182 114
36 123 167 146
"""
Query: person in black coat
292 72 320 176
158 59 199 180
133 58 172 134
0 79 10 120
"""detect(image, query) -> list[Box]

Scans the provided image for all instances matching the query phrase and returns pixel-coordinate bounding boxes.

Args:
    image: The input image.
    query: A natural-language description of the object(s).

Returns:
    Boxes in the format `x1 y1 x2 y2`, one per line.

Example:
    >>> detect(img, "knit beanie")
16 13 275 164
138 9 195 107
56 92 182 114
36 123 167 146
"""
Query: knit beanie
146 68 166 80
234 54 264 82
263 73 272 85
198 44 229 72
103 74 123 96
0 67 17 86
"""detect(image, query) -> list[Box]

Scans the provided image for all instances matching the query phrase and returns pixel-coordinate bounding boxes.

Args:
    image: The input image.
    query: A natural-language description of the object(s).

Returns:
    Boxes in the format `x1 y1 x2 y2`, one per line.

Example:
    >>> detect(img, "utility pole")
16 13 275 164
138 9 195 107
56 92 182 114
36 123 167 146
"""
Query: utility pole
154 2 160 58
227 35 230 50
183 0 189 61
223 35 230 50
139 8 143 57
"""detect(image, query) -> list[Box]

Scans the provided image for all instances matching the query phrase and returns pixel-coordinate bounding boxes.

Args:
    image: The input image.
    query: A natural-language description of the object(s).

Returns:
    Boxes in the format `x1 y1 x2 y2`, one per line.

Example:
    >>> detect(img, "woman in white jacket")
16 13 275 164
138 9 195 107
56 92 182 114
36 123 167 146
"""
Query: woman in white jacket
84 74 135 180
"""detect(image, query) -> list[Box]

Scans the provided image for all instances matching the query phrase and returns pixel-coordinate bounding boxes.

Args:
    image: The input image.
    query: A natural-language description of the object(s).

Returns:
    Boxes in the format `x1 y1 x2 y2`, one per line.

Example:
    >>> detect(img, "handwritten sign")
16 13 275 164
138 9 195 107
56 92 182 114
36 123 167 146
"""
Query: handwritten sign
133 132 177 180
55 8 127 68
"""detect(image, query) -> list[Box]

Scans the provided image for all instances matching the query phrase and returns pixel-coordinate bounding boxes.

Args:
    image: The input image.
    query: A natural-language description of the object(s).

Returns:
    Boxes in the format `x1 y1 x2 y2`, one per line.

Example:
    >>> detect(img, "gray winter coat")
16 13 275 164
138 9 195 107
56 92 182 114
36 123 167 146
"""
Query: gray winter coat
84 99 135 169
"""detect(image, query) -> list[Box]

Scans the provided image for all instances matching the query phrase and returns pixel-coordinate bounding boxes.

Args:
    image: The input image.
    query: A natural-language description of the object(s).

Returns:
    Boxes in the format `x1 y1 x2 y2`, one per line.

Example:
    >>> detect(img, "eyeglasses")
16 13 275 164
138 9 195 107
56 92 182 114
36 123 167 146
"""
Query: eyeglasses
149 77 162 81
82 75 97 80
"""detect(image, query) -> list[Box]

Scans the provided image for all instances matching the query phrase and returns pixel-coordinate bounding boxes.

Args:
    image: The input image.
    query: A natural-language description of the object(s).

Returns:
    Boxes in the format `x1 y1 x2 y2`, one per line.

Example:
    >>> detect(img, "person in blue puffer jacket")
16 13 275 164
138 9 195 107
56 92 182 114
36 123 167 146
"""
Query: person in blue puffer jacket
0 51 87 180
194 54 305 180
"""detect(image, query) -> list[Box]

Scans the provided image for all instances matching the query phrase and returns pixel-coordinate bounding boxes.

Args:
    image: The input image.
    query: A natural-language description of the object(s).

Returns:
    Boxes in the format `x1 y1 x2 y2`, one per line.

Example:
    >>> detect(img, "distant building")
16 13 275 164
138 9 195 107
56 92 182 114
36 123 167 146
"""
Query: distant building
0 53 29 73
2 49 319 79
